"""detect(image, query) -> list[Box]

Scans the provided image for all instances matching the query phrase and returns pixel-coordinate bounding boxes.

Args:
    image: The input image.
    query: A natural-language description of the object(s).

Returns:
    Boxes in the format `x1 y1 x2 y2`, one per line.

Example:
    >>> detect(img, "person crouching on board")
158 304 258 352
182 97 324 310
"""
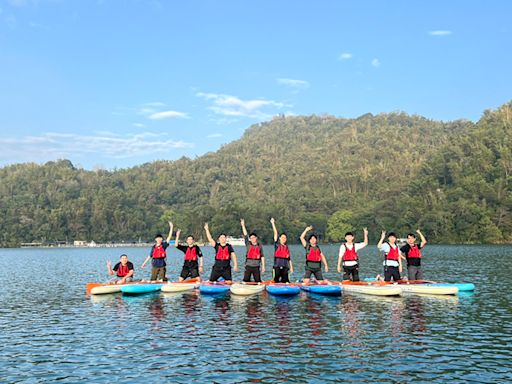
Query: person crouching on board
300 226 329 284
240 219 265 283
141 221 173 282
174 229 204 282
337 228 368 282
377 231 403 282
204 223 238 284
107 254 134 284
401 230 427 281
270 217 294 283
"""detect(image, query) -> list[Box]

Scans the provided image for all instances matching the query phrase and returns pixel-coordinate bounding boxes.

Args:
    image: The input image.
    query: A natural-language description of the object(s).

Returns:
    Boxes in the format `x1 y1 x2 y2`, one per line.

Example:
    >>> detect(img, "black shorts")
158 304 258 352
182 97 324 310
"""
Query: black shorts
181 261 200 280
304 267 323 280
342 264 359 282
209 265 232 282
384 266 400 282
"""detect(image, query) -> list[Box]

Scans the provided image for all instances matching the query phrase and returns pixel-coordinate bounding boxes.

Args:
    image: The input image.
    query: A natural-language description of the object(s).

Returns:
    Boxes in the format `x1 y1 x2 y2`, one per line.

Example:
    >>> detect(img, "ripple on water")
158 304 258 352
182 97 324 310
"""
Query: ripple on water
1 246 512 383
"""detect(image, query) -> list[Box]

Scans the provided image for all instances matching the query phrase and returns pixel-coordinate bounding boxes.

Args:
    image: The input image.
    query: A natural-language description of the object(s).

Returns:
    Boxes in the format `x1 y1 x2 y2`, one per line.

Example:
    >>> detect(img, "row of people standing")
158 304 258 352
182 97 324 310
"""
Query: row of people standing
107 220 427 284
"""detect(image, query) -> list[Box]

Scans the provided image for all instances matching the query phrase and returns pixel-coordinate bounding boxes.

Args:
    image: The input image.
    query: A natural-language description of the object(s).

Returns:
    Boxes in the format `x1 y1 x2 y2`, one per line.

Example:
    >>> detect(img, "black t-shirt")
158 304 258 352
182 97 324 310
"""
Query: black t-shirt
176 244 203 258
400 244 423 267
214 243 235 267
304 244 322 268
113 261 134 272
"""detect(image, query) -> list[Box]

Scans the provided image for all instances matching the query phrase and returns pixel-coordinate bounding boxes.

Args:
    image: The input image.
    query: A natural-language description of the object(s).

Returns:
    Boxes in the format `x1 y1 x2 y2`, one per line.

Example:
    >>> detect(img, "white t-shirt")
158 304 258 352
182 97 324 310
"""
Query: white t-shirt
378 243 400 267
339 242 366 267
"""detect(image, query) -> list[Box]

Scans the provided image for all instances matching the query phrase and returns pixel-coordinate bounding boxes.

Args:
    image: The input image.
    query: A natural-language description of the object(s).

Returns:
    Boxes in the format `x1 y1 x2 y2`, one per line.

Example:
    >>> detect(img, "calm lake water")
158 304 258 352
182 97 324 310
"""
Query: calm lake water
0 244 511 383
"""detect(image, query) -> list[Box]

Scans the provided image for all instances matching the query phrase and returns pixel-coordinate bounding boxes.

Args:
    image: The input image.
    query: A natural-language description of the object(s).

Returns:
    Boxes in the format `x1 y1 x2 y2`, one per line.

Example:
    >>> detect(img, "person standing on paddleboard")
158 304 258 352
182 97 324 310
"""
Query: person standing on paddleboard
240 219 265 283
141 221 173 281
174 229 204 282
204 223 238 284
337 228 368 282
300 226 329 284
401 230 427 281
107 254 134 284
270 217 294 283
377 231 403 282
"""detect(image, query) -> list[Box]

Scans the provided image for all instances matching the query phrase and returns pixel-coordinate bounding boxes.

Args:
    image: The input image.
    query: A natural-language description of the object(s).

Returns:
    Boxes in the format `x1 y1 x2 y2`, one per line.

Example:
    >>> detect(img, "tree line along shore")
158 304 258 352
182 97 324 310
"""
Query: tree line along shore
1 102 511 248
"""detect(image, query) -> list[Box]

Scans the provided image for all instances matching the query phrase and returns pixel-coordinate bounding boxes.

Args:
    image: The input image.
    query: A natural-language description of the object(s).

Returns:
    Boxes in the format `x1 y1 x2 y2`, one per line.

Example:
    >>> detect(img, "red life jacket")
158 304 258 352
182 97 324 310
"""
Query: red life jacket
117 264 130 277
408 245 421 259
152 244 167 259
216 245 231 261
184 246 198 261
247 244 262 260
274 244 290 259
386 244 399 261
342 244 358 262
306 246 322 262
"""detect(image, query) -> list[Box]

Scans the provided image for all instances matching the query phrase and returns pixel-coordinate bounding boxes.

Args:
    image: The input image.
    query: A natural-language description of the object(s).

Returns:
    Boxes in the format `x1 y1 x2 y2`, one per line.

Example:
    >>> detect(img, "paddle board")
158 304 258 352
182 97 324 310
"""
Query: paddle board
230 283 265 296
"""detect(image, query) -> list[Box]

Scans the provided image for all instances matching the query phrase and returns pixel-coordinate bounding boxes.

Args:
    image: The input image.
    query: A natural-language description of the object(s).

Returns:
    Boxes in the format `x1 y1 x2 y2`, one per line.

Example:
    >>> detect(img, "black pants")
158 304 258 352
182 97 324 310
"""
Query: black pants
209 265 232 282
343 265 359 281
243 266 262 282
384 266 400 282
273 266 290 283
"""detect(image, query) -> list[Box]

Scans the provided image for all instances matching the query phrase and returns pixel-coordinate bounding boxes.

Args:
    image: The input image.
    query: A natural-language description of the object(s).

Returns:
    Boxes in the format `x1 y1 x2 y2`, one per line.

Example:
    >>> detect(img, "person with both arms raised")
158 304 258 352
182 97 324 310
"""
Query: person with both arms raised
337 228 368 282
401 229 427 281
141 221 173 281
174 229 204 281
270 217 294 283
377 231 403 282
300 226 329 284
204 223 238 284
240 219 265 283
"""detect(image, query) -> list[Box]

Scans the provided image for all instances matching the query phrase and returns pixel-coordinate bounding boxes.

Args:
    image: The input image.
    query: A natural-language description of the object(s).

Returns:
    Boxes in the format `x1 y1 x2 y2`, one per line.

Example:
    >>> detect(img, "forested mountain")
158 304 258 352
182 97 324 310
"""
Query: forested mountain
1 102 511 247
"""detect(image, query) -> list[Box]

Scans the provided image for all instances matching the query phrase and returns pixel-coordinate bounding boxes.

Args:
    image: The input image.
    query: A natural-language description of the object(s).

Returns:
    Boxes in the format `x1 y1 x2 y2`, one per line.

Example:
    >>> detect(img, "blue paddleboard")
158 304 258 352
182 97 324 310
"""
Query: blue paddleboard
121 283 163 295
199 283 230 295
266 284 300 296
301 284 342 296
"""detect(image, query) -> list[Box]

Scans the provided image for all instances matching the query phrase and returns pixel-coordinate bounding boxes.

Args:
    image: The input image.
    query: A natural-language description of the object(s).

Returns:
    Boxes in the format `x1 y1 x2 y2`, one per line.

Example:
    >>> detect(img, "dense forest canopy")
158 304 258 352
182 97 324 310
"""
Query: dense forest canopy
1 102 511 247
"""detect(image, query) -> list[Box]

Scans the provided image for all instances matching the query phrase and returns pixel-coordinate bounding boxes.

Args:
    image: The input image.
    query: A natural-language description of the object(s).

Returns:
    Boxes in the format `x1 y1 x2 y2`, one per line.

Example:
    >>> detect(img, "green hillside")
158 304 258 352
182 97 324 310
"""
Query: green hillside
1 102 511 247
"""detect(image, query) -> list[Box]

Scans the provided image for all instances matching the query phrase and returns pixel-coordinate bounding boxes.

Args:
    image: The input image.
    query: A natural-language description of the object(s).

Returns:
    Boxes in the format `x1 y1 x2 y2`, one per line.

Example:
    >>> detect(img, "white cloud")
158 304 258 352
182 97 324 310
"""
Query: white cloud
429 30 452 36
148 110 189 120
0 132 193 162
133 123 145 128
338 53 353 60
135 102 188 120
207 133 222 138
196 92 288 119
277 78 310 89
371 58 381 68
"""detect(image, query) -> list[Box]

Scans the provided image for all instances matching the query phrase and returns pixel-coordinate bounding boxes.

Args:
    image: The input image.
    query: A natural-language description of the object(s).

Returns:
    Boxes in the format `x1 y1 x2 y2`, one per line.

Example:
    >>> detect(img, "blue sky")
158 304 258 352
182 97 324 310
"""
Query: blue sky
0 0 511 169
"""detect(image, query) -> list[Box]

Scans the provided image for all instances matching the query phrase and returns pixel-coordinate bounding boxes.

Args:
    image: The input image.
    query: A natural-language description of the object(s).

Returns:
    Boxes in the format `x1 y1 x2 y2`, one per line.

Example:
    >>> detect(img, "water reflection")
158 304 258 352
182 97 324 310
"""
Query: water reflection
1 246 512 383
